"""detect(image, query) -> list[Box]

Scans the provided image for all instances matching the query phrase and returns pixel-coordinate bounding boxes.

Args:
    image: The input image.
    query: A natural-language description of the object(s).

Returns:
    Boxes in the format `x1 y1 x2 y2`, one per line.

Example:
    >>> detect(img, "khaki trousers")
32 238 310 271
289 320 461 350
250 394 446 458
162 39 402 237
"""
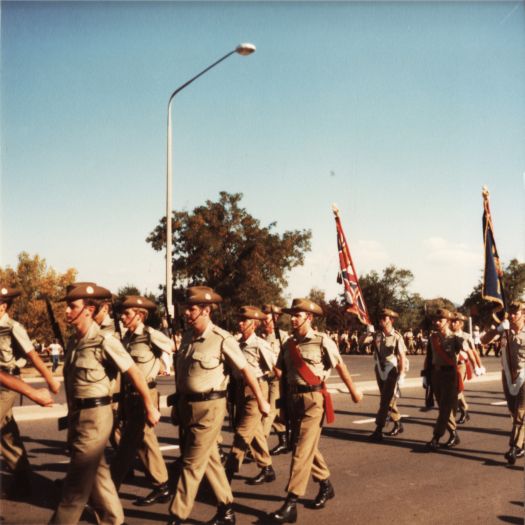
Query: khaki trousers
50 404 124 525
231 381 271 470
374 367 400 428
457 362 469 412
502 372 525 448
111 388 168 489
0 387 30 476
286 391 329 497
431 368 458 438
263 379 286 437
170 397 232 521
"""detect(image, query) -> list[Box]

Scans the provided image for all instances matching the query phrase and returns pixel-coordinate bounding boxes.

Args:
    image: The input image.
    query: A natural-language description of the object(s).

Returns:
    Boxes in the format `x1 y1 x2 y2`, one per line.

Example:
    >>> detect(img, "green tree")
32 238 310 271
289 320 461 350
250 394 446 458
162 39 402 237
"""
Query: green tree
0 252 77 344
147 192 312 324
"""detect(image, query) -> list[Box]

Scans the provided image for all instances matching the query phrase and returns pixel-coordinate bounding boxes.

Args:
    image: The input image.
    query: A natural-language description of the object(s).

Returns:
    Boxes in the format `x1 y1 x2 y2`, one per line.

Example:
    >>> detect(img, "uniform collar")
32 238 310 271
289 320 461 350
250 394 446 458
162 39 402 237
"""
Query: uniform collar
101 314 113 329
132 321 145 335
0 312 10 325
241 332 257 345
296 328 315 341
80 320 101 342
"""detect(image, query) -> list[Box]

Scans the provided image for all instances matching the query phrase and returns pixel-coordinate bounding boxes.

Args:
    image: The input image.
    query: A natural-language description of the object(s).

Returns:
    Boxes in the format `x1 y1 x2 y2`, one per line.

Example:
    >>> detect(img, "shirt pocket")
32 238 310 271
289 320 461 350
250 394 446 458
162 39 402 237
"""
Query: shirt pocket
73 355 107 383
189 351 221 374
300 349 322 365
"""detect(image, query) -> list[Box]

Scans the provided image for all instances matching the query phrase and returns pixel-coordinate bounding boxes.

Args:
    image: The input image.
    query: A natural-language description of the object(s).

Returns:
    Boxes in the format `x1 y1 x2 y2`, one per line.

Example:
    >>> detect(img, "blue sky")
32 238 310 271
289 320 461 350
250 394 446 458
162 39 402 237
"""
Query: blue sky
1 1 524 304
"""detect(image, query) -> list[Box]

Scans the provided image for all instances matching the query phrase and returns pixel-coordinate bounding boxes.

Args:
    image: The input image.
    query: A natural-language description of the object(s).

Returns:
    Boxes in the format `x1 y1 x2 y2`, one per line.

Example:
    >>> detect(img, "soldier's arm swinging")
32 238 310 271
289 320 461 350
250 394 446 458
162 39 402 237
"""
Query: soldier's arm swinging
240 366 271 416
0 370 54 406
125 363 161 427
335 362 363 403
27 350 61 394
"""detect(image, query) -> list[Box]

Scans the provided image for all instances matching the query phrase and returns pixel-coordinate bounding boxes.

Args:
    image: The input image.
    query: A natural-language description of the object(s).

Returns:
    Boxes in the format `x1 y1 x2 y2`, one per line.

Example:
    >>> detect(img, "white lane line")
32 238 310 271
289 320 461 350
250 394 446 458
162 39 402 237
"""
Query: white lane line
57 444 180 463
490 401 507 406
353 414 410 425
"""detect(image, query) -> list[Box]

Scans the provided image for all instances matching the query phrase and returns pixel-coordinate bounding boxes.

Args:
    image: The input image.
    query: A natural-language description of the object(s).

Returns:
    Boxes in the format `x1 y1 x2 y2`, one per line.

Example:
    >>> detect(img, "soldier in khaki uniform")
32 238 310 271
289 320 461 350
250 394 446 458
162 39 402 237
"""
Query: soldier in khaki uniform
269 298 363 524
260 304 290 456
482 301 525 464
110 296 174 505
49 284 161 525
226 305 276 485
369 308 407 442
423 308 465 451
0 286 61 499
450 311 485 425
168 286 270 525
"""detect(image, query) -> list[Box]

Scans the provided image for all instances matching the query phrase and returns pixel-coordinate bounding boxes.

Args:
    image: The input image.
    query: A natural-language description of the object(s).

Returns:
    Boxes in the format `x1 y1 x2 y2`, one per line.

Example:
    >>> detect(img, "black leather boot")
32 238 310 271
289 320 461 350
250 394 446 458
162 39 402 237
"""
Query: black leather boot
313 478 335 509
270 432 289 455
133 482 171 506
444 430 460 448
166 516 183 525
368 426 383 442
207 503 236 525
425 436 439 451
385 421 404 436
269 494 298 523
505 446 517 465
246 465 276 485
457 408 470 425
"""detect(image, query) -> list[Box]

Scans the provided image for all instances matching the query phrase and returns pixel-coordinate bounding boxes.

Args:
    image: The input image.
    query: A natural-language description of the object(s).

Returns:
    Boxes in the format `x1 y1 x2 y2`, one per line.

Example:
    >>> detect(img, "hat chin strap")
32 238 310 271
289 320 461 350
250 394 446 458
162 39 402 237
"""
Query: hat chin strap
70 305 87 324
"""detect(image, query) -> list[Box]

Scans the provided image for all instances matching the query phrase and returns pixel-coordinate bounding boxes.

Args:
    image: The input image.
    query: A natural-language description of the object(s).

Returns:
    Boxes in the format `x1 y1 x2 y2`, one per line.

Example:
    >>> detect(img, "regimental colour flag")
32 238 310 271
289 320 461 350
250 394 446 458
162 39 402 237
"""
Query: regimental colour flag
332 204 371 325
481 187 506 312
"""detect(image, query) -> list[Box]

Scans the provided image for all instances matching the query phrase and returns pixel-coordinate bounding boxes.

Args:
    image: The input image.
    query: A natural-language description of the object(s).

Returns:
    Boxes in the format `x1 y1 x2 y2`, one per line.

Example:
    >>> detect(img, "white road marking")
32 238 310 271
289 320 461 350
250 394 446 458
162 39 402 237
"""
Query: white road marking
354 414 410 425
490 401 507 406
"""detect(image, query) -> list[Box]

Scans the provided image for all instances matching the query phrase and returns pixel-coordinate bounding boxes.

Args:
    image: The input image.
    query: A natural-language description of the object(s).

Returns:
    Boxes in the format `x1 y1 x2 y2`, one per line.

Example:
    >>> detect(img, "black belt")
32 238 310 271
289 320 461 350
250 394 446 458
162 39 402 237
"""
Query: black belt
183 391 227 402
433 365 454 371
290 384 324 394
127 380 157 396
147 380 157 389
73 396 112 410
0 366 20 376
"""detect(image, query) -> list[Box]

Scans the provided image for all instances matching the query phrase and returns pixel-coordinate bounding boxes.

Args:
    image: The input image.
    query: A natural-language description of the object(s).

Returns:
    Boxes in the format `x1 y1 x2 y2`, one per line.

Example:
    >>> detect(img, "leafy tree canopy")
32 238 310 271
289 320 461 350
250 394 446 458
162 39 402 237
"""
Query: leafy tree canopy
147 191 312 324
0 252 77 344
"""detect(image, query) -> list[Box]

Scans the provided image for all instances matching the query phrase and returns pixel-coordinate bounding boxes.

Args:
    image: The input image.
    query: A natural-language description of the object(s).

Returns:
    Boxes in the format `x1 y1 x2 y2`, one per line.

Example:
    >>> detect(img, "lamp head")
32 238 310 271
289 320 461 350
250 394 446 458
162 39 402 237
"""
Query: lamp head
236 43 256 56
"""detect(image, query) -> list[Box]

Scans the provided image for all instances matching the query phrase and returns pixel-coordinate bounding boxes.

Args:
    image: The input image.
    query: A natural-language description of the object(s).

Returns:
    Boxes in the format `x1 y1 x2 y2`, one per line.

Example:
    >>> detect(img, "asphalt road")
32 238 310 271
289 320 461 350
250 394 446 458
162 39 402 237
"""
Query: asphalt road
2 355 523 524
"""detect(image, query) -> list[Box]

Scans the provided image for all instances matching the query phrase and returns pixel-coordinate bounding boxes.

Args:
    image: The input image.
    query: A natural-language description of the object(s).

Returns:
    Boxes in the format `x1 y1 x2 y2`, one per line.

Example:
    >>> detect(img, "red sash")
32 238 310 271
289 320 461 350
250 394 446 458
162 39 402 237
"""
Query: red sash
431 333 463 393
288 339 335 424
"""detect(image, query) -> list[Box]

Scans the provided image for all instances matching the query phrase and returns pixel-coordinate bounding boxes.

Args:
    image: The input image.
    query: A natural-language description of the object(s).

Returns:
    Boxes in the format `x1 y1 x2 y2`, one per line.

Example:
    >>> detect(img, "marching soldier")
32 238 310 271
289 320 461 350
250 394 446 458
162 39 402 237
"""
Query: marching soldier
423 308 465 451
260 304 290 455
167 286 270 525
450 311 485 425
110 295 174 505
226 305 276 485
482 301 525 464
49 284 160 525
369 308 407 442
269 298 362 524
0 286 60 499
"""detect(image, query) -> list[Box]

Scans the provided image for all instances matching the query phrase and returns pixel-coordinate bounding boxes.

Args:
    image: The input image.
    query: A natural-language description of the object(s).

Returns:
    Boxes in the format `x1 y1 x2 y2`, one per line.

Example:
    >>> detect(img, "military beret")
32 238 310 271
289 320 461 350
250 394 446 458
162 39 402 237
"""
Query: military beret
431 308 453 320
451 311 467 322
282 298 324 316
236 305 266 320
509 301 524 313
65 282 98 294
261 304 283 315
62 284 112 302
121 295 156 311
182 286 222 305
0 287 21 302
380 308 399 319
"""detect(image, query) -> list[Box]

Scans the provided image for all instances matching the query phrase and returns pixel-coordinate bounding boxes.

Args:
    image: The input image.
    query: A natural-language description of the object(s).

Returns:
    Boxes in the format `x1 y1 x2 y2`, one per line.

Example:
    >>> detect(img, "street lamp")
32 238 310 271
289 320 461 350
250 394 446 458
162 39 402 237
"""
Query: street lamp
165 43 256 318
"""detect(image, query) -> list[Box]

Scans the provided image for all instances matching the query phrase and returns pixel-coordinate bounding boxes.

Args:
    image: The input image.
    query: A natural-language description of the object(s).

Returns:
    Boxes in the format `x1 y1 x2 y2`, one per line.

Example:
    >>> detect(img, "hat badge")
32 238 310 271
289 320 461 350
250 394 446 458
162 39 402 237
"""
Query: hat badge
86 286 94 295
205 293 211 300
309 303 314 310
138 299 143 305
1 288 7 295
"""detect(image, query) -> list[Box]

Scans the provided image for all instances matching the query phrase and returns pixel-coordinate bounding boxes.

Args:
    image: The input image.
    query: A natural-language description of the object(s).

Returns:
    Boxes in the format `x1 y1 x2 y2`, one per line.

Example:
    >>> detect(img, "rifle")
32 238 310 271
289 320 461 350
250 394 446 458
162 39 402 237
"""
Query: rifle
110 297 123 340
44 297 66 350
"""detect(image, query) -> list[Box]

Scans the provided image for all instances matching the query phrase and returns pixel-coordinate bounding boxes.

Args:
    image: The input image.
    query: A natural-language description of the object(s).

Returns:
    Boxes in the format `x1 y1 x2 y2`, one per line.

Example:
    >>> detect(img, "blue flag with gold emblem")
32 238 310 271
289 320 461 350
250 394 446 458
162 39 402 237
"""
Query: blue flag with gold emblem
481 188 505 312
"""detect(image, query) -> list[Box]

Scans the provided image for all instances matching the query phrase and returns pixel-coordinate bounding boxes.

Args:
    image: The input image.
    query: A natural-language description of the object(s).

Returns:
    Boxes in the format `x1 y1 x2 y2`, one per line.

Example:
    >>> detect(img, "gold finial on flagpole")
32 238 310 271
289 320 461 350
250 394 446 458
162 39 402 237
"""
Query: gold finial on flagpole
331 203 339 216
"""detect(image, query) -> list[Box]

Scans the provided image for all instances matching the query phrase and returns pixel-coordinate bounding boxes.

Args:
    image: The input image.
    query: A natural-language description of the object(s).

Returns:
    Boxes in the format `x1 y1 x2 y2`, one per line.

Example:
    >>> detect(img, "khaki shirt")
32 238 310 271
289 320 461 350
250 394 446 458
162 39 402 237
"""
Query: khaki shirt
279 328 342 386
501 326 525 374
0 313 33 369
64 321 134 401
123 322 174 382
429 329 464 367
176 322 247 394
100 314 117 337
239 332 276 379
261 330 288 361
374 329 406 368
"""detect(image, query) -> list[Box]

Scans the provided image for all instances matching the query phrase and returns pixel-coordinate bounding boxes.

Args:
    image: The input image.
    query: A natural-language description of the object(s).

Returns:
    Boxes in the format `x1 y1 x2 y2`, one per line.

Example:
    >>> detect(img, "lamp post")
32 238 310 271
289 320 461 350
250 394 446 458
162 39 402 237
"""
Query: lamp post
165 43 256 318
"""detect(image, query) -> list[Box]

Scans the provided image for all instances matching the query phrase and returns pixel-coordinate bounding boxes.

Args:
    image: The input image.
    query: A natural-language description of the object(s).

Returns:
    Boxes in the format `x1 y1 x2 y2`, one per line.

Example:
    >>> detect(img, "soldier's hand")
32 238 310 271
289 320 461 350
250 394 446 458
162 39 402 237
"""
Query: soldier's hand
259 399 271 417
351 388 363 403
30 388 54 407
49 378 61 395
497 319 510 333
146 406 161 427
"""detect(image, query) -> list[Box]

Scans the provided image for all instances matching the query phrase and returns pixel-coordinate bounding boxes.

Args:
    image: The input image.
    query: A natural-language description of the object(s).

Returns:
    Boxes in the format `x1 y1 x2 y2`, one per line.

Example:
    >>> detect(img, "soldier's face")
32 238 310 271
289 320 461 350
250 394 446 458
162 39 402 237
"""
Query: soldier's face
291 312 311 333
184 305 209 330
434 318 448 332
121 308 139 330
263 315 274 333
510 309 523 328
379 316 392 330
66 299 93 326
238 318 255 338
